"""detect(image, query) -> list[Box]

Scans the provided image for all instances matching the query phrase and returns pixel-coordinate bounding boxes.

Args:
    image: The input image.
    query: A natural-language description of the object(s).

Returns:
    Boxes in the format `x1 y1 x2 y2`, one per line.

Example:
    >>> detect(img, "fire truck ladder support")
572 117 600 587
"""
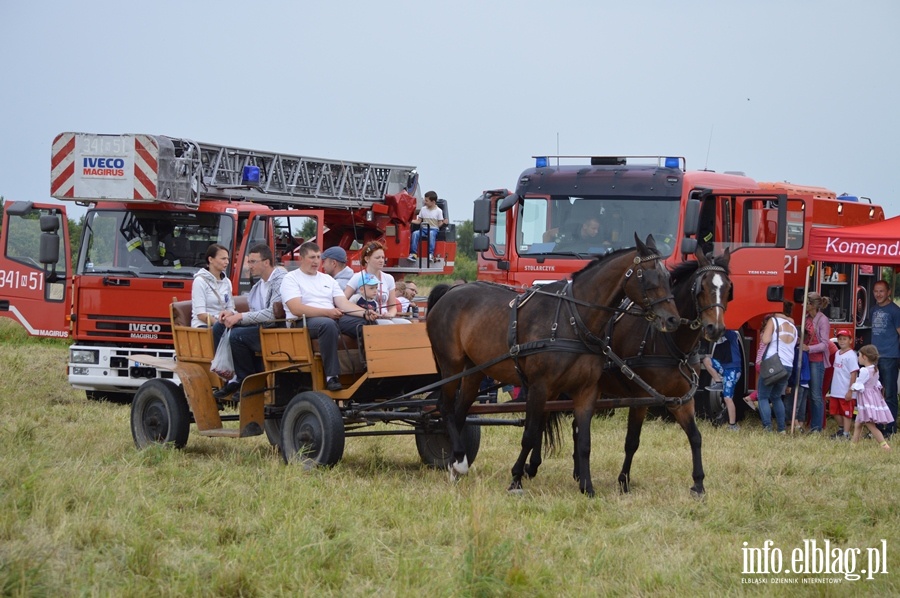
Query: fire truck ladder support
192 139 418 209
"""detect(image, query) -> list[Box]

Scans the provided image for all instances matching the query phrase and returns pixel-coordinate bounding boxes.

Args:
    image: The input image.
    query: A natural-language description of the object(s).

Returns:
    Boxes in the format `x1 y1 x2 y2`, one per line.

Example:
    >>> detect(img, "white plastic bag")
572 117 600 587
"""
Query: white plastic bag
211 328 234 380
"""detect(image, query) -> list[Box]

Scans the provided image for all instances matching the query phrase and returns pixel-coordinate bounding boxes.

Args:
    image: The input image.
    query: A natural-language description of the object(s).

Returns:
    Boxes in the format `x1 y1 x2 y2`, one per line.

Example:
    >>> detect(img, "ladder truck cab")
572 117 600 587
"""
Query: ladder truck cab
0 132 455 402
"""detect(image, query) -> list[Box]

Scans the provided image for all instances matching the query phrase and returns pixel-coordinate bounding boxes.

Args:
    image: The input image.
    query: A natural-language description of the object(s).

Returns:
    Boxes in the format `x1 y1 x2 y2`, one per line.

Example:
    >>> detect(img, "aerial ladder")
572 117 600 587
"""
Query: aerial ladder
51 132 420 209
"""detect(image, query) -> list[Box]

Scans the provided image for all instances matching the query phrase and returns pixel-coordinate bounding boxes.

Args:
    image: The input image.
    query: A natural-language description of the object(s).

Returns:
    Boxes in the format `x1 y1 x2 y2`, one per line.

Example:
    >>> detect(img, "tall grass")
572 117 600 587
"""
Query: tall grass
0 319 897 596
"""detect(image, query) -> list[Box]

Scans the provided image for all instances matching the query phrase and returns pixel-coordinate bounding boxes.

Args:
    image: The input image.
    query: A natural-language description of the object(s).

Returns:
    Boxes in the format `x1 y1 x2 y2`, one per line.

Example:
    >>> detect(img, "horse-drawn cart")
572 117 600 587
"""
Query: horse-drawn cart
131 239 732 496
130 299 487 468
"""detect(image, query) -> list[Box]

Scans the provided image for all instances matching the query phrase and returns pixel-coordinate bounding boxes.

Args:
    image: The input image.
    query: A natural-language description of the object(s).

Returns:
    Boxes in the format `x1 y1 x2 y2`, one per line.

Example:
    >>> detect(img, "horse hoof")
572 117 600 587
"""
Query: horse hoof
452 456 469 476
690 485 706 498
507 480 524 495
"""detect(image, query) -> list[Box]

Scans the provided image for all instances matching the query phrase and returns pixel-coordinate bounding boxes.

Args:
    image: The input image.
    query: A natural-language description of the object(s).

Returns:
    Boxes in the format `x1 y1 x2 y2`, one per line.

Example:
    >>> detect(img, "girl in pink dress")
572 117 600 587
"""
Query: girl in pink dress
851 345 893 450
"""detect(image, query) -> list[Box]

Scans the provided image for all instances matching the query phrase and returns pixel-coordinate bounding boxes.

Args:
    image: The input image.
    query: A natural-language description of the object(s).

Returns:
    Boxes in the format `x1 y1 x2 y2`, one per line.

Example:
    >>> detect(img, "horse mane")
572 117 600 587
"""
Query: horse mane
570 247 635 282
669 252 730 286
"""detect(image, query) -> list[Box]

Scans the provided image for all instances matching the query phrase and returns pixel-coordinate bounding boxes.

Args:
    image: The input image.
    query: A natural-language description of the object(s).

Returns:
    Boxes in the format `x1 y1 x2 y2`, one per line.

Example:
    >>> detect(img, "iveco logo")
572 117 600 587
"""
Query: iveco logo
129 323 162 333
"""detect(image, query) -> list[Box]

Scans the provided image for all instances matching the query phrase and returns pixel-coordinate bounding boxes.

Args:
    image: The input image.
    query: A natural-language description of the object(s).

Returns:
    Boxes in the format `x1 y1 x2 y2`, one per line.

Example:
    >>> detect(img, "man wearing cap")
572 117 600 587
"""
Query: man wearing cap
321 246 354 291
281 242 377 391
871 280 900 437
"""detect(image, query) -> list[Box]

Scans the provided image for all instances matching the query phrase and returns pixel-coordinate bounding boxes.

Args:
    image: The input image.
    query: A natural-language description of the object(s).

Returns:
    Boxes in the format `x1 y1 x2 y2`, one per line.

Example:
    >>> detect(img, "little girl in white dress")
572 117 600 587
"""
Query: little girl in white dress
851 345 893 450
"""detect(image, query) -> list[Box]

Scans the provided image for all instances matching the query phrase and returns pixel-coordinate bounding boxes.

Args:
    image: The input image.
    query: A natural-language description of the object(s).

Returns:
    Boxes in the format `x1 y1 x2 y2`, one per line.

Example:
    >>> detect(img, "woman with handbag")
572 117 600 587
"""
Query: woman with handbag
757 302 798 432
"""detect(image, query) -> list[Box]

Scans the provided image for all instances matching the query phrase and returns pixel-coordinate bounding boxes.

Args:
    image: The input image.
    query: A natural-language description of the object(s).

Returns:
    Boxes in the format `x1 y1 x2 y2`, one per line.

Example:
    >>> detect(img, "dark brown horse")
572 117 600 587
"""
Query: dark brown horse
426 235 681 496
570 247 732 496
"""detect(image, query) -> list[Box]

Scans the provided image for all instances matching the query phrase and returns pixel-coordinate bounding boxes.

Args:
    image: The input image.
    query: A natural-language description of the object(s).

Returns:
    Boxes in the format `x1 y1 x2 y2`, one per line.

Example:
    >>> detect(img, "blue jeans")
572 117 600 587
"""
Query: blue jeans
877 357 899 435
808 360 825 432
410 226 438 256
758 366 792 432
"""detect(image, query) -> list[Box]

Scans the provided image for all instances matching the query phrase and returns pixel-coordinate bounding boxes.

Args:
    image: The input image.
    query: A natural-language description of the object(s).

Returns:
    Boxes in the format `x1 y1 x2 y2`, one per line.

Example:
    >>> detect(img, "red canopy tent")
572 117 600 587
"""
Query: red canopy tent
808 216 900 264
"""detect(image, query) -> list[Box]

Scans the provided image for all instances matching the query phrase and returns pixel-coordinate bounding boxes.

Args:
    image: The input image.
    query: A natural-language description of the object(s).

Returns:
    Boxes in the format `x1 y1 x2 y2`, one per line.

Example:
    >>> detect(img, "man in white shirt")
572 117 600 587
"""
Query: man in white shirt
281 242 376 391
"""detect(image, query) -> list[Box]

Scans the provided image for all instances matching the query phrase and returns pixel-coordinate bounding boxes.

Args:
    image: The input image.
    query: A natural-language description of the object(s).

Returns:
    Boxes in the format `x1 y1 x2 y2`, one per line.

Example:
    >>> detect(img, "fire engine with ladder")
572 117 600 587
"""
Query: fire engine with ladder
470 155 885 420
0 132 456 402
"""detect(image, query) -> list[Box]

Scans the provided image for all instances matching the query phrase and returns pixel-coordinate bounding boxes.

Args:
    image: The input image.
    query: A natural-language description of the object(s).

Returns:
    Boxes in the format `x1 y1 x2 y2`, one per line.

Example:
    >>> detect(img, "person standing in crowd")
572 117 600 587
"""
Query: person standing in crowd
870 280 900 438
321 246 354 291
851 345 893 450
828 330 860 440
757 303 798 433
409 191 447 261
214 244 287 401
281 242 375 391
802 292 832 433
191 244 234 350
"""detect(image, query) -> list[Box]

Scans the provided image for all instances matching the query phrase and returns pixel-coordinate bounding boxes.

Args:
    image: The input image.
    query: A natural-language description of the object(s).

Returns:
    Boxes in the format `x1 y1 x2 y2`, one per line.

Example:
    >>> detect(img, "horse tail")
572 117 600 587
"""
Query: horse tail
543 410 564 455
426 283 453 315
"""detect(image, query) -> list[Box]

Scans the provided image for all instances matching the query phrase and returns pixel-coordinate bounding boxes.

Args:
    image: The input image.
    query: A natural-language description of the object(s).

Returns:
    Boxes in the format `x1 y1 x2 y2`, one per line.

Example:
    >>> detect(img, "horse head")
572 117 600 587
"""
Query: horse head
626 233 681 333
687 246 732 341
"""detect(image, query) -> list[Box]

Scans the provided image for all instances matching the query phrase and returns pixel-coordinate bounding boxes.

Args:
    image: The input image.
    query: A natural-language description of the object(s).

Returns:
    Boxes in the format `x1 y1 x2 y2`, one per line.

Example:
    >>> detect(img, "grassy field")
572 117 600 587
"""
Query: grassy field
0 320 897 597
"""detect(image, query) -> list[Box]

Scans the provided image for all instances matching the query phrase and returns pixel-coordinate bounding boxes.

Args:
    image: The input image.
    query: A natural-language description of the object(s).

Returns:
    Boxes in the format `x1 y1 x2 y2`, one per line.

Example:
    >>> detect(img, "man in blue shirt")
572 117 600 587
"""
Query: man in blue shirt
870 280 900 436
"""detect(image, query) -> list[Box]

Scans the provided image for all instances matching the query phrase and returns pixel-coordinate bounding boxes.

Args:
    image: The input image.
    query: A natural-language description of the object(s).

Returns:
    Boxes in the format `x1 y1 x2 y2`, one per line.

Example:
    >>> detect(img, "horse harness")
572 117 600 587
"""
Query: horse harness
502 253 696 407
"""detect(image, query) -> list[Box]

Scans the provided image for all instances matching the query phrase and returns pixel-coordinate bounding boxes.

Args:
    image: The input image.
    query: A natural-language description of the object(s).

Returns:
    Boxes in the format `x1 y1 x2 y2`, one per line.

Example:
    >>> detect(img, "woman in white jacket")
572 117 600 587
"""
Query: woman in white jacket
191 244 235 347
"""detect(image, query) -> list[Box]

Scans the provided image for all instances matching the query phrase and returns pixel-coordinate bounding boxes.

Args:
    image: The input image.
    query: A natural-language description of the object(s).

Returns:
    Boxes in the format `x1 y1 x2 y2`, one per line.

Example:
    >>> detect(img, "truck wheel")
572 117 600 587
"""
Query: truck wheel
416 420 481 470
131 379 190 449
280 392 344 468
86 390 132 404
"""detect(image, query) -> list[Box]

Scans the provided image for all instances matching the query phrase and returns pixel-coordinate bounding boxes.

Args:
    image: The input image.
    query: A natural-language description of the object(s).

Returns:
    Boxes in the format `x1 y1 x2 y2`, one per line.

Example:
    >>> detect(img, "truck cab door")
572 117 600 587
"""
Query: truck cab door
233 210 324 293
695 190 788 328
0 201 72 338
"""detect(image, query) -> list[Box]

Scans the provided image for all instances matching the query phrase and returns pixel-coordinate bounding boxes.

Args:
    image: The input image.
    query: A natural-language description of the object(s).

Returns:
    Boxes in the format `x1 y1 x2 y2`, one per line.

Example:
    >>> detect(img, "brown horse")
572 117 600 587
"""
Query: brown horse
570 247 732 496
426 235 681 496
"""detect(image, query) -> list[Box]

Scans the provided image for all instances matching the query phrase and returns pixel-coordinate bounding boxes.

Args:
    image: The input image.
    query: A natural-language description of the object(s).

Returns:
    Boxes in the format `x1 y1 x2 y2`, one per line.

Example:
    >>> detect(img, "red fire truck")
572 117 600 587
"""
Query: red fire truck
0 132 456 402
470 156 885 417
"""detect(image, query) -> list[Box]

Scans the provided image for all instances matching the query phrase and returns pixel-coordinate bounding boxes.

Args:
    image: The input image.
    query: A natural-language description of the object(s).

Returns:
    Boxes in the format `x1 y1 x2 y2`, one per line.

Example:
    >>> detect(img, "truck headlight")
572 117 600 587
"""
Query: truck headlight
71 349 99 364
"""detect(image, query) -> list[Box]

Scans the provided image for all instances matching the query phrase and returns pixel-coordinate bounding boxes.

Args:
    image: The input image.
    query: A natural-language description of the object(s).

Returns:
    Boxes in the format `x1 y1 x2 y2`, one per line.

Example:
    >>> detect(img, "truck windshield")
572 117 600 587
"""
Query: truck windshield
517 195 681 257
78 210 235 277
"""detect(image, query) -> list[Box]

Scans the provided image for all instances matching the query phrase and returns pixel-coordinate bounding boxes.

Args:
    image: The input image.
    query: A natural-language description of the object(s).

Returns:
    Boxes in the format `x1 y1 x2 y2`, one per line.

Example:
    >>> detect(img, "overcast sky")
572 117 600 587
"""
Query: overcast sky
2 1 898 224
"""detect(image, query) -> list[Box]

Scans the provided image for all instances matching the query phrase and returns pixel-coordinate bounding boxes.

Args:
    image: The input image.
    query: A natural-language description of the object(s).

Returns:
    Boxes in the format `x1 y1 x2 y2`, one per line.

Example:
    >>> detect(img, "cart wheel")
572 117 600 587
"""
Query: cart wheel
280 391 344 467
131 379 190 449
416 420 481 470
264 415 282 447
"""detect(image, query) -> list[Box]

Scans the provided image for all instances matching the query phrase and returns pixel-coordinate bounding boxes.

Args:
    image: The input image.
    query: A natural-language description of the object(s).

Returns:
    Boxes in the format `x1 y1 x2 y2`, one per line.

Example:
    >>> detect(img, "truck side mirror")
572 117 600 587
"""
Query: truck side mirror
473 235 489 252
683 199 701 236
680 238 698 255
473 199 491 233
39 215 61 265
498 193 520 212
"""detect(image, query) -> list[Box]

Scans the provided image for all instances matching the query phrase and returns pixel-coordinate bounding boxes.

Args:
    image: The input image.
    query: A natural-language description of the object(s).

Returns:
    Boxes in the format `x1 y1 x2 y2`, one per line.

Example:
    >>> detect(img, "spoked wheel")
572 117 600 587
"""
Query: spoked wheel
416 418 482 470
280 391 345 468
130 379 190 449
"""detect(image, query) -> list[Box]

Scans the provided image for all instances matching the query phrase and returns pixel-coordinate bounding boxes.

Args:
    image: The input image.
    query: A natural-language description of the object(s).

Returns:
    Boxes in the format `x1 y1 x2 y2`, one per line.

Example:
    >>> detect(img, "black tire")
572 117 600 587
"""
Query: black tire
416 420 482 470
130 379 190 449
280 392 345 467
86 390 133 404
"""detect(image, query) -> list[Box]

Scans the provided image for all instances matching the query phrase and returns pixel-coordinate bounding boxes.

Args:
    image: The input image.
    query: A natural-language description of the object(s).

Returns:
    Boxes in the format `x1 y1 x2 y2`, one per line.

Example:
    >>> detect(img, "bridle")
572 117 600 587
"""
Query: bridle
685 264 729 330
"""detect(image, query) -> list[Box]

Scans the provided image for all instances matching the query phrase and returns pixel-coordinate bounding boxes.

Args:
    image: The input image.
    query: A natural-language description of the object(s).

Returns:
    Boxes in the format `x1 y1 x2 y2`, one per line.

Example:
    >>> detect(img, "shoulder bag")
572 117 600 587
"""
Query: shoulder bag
760 318 788 385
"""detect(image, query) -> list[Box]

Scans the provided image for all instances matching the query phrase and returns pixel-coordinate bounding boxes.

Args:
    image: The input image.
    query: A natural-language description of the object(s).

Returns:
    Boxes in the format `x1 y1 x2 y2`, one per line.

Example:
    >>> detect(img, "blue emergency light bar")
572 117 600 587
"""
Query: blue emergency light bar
535 157 549 168
242 165 260 186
